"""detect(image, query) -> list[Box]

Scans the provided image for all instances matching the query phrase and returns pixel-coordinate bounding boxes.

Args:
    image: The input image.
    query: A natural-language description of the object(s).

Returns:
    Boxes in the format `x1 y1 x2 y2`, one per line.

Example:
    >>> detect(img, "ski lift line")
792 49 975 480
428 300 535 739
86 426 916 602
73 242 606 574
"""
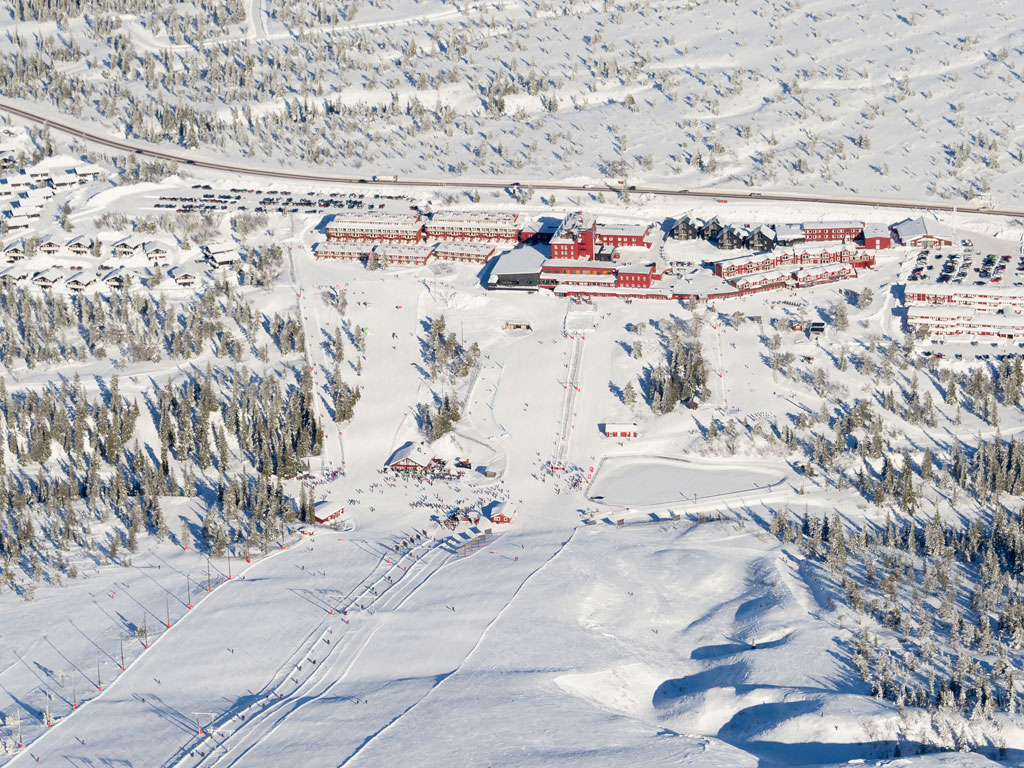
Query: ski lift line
16 537 302 761
179 540 455 768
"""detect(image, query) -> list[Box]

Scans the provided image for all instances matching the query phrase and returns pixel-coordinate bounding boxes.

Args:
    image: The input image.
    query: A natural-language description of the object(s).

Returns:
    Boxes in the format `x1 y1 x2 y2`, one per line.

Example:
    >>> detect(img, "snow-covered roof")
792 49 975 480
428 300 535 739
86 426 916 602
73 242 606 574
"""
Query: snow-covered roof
802 220 863 230
863 223 891 239
67 234 94 247
490 245 547 276
431 242 496 257
542 258 614 270
428 211 520 226
113 234 147 250
617 263 656 275
893 217 953 241
596 222 649 237
774 223 804 240
386 442 433 467
314 241 373 256
169 265 200 280
604 422 639 432
204 241 236 255
144 239 172 253
792 262 855 280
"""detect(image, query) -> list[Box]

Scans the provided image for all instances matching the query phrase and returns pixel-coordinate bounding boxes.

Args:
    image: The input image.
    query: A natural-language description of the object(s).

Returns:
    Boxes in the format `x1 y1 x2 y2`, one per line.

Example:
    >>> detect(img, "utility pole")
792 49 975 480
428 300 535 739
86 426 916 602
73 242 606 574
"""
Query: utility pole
120 636 126 671
187 575 193 610
96 652 102 691
166 595 171 628
72 672 77 709
207 559 212 593
228 552 232 580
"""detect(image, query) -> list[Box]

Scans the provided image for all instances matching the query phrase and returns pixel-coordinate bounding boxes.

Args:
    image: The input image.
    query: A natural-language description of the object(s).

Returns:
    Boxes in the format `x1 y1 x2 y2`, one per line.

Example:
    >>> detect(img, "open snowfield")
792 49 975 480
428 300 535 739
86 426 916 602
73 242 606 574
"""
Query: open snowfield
588 455 787 507
1 212 1022 766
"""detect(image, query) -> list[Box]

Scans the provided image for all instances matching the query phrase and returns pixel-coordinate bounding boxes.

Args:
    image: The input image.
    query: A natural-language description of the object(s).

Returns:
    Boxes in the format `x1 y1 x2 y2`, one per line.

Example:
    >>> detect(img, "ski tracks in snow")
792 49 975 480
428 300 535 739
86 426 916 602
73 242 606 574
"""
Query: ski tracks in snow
339 528 578 767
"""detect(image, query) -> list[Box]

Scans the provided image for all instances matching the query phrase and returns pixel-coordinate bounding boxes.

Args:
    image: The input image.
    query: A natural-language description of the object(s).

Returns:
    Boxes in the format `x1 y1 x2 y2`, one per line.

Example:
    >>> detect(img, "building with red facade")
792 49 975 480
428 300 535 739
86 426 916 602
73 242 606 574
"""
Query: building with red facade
713 245 874 280
425 211 521 241
801 220 864 242
326 212 424 243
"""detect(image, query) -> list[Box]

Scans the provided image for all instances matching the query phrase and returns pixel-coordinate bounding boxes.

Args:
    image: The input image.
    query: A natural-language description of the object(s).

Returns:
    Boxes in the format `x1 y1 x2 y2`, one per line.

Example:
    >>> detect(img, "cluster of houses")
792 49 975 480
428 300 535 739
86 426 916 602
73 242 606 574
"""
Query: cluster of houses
673 215 892 251
0 263 206 293
0 231 241 295
3 234 238 267
1 160 103 233
674 214 956 253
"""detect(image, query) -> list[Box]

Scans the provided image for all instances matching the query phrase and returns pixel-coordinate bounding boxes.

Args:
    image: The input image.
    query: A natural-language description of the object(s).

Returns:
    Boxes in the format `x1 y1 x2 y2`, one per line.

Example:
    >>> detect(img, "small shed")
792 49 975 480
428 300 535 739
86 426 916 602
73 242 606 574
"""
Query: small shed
603 423 639 439
313 502 343 525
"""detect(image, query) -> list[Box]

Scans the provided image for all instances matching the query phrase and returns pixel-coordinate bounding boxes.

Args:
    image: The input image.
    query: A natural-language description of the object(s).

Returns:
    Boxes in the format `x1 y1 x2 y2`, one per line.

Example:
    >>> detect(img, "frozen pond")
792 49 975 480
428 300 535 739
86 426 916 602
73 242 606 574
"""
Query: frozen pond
588 456 785 507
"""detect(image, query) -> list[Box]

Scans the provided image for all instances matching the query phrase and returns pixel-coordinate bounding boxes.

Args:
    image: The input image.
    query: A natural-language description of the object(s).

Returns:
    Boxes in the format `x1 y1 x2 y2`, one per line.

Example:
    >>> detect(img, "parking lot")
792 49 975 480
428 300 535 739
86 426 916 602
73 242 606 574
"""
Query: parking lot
906 239 1024 288
153 186 413 215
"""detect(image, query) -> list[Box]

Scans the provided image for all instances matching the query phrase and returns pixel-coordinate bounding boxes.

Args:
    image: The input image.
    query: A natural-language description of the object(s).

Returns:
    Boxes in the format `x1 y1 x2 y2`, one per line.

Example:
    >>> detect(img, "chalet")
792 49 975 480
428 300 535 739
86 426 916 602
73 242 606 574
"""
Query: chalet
3 174 32 192
893 217 954 249
66 235 95 258
203 242 238 267
603 423 639 438
66 272 95 292
144 240 171 261
48 171 78 190
38 236 63 257
746 225 776 251
6 215 31 232
671 214 704 240
4 240 25 261
73 164 102 183
0 266 26 286
112 235 146 258
32 269 63 289
169 266 200 287
716 225 748 250
385 442 434 473
702 216 724 241
861 223 892 250
100 268 126 289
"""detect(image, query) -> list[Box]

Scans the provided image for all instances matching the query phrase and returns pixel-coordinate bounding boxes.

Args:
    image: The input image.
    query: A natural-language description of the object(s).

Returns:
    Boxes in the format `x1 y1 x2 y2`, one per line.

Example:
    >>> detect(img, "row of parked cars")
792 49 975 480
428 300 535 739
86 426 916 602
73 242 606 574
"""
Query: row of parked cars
907 241 1024 287
154 187 408 215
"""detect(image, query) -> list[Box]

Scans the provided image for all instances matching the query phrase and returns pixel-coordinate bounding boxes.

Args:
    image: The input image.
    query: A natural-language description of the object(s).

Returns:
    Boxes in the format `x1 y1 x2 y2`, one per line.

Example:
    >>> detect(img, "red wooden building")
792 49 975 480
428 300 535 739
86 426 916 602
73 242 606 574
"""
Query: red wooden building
425 211 521 241
326 212 424 243
603 423 639 438
801 220 864 242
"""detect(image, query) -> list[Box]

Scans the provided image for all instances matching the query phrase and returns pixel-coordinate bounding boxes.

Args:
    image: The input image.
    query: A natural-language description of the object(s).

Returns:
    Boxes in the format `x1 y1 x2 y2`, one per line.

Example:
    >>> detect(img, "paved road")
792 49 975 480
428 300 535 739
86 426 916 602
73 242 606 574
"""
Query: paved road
4 98 1022 218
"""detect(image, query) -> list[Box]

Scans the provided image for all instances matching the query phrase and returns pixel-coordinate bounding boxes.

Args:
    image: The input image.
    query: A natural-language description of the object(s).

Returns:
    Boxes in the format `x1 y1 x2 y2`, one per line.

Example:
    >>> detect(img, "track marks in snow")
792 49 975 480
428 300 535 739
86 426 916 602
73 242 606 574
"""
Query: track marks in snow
341 529 578 767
